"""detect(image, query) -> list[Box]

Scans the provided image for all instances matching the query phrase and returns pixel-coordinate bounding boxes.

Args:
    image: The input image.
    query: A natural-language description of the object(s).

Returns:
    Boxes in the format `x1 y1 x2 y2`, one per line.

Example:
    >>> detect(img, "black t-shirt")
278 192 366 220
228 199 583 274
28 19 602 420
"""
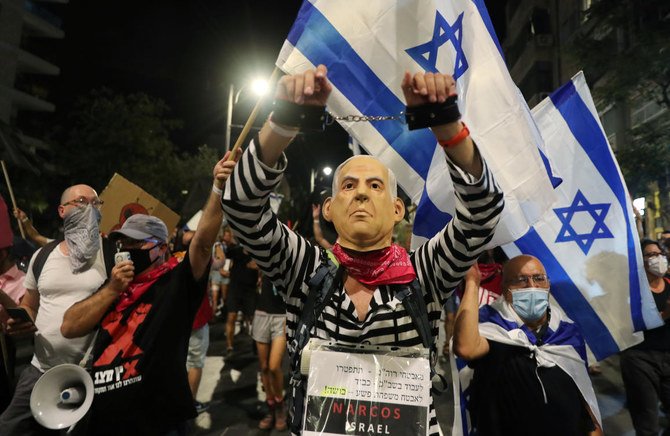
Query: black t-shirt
88 254 207 435
227 245 258 289
468 341 594 436
256 276 286 314
634 278 670 351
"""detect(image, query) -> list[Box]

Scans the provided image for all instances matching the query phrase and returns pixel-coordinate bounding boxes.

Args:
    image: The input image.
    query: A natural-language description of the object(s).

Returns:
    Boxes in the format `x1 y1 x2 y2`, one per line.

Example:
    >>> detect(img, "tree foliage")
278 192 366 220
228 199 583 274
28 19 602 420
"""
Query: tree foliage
572 0 670 108
616 117 670 197
571 0 670 208
54 89 220 211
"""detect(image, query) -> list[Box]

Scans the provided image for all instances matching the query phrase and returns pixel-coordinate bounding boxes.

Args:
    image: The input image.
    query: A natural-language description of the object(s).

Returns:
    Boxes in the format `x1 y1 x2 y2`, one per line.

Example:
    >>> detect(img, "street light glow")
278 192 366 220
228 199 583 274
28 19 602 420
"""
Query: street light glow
251 78 270 96
633 197 645 216
323 166 333 176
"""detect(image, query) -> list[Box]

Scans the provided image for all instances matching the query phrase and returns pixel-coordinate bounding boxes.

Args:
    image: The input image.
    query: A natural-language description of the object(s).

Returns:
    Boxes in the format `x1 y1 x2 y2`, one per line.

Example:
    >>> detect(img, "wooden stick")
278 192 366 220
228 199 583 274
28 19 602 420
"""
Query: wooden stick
0 160 24 238
228 67 281 160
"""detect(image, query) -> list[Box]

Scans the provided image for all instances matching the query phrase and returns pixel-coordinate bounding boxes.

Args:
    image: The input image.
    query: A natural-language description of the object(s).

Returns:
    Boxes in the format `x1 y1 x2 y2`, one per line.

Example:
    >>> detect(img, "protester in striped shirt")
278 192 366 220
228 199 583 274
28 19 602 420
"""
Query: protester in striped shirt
221 65 504 435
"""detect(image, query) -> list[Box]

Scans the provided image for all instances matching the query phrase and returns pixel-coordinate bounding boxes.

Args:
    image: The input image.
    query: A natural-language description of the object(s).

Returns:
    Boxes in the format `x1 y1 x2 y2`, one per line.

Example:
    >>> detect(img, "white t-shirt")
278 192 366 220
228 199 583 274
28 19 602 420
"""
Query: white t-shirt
24 242 106 371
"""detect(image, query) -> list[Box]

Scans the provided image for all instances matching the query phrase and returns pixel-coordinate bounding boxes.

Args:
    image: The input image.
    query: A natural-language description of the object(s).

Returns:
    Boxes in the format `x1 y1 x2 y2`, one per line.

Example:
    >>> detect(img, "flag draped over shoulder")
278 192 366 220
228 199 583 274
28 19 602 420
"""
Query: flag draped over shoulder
503 72 662 361
450 299 601 435
276 0 556 246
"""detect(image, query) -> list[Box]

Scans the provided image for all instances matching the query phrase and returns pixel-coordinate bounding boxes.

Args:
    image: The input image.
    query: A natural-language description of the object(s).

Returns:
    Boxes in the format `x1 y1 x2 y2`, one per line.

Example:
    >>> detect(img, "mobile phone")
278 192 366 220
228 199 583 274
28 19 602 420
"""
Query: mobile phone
114 251 132 265
6 307 33 324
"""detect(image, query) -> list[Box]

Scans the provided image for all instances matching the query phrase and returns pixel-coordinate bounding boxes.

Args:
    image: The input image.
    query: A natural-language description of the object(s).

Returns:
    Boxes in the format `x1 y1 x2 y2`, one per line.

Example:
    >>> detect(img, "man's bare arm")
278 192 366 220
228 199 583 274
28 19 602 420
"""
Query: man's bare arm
453 265 490 360
14 208 49 247
189 150 239 281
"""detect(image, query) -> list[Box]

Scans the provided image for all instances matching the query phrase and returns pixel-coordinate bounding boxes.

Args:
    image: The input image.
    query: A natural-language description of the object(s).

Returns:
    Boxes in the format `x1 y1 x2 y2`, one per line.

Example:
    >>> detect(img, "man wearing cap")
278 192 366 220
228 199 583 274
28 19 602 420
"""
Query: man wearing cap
60 152 237 435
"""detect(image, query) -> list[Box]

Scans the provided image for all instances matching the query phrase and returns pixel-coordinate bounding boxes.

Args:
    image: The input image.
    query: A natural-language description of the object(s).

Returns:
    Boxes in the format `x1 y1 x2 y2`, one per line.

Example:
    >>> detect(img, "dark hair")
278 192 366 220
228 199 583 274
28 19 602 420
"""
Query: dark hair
641 238 663 253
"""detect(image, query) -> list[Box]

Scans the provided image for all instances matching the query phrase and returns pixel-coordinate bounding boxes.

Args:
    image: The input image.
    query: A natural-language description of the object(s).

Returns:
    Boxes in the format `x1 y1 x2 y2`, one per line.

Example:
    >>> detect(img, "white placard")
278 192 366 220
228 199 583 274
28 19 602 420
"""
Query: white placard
303 348 430 435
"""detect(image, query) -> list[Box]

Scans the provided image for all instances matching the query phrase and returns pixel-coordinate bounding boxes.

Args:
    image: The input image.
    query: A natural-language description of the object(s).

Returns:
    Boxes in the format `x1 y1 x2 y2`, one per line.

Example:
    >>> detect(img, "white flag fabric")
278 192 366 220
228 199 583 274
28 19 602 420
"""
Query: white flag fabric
276 0 557 246
503 72 662 360
450 299 601 435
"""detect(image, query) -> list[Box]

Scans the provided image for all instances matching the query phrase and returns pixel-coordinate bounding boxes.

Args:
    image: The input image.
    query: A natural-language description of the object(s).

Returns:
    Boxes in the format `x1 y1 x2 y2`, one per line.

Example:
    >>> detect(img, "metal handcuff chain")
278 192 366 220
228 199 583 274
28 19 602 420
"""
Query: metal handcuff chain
325 112 405 125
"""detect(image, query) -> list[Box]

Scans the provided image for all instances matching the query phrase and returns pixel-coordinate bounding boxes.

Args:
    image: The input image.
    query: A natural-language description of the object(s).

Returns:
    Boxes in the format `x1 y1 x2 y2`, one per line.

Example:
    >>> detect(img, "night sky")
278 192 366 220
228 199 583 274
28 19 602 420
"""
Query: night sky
48 1 305 149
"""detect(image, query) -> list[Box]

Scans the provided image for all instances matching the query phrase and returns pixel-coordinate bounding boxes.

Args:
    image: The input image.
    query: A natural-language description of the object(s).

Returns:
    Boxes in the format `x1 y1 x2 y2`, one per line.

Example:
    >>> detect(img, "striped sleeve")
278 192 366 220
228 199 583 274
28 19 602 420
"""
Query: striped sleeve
221 138 319 296
413 152 504 305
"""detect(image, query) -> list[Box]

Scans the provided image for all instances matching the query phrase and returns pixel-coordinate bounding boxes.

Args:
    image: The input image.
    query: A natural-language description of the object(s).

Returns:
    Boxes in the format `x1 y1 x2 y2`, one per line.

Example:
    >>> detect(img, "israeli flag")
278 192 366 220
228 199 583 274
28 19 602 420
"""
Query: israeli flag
503 72 662 360
276 0 556 246
451 299 601 435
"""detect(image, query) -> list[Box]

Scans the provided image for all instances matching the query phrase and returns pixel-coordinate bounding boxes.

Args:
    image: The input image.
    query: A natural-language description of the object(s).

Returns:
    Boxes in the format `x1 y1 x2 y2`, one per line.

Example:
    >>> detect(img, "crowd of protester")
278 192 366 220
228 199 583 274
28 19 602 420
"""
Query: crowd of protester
1 65 670 436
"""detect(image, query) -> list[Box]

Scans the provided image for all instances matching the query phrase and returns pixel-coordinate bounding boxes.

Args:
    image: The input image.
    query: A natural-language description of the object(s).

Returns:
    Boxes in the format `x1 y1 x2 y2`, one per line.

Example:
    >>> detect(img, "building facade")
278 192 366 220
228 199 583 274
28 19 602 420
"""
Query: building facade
0 0 66 145
503 0 670 237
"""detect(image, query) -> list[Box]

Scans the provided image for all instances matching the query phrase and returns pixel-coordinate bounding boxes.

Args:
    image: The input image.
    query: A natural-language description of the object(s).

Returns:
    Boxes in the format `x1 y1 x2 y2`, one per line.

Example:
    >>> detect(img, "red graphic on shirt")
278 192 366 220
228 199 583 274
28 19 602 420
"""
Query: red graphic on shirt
123 359 140 378
94 302 151 379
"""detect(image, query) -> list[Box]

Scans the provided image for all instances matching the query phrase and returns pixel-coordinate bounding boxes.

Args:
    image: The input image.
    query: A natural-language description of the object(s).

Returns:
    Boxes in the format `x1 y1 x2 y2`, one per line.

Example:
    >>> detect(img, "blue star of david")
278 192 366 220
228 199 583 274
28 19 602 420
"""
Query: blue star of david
405 11 468 79
554 190 614 255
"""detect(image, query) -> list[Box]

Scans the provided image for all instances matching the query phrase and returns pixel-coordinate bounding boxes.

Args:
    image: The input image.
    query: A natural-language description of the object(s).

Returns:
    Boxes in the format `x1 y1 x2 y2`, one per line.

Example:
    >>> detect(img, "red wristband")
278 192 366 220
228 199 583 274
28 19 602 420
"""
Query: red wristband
438 123 470 148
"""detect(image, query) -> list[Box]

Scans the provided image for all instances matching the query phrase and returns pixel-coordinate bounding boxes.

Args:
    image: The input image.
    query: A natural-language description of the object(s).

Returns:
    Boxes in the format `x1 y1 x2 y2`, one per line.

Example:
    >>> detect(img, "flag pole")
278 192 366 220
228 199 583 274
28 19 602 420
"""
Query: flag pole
0 161 24 238
228 67 281 161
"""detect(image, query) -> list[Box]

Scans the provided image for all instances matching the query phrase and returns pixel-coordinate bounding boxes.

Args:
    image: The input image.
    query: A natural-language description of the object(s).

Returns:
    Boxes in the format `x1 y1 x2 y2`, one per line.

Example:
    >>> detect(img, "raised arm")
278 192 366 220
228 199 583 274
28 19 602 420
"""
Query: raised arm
453 265 489 361
256 64 331 168
221 67 333 294
401 72 481 177
189 150 239 281
406 72 504 301
14 208 49 247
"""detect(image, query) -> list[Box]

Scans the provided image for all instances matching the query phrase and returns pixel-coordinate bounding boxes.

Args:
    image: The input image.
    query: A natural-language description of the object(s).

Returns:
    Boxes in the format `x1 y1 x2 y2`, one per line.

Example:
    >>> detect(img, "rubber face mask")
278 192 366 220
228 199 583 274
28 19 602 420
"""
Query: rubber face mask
511 288 549 322
647 255 669 278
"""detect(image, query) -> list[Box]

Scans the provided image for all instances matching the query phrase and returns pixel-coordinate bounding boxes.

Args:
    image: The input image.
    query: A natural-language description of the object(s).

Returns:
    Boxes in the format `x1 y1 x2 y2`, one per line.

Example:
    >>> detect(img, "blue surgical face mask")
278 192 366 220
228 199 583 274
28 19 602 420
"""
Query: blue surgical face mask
510 287 549 322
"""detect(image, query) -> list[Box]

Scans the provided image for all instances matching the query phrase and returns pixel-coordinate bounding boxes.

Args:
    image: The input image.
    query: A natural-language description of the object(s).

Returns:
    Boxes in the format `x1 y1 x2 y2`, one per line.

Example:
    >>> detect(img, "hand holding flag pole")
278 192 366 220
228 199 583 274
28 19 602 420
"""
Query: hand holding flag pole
0 160 24 238
227 67 281 161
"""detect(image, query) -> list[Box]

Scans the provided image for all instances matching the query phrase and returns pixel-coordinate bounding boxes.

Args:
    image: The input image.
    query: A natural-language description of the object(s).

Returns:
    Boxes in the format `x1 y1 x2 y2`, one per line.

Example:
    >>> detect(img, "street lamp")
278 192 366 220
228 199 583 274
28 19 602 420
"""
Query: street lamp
311 166 334 192
225 77 270 151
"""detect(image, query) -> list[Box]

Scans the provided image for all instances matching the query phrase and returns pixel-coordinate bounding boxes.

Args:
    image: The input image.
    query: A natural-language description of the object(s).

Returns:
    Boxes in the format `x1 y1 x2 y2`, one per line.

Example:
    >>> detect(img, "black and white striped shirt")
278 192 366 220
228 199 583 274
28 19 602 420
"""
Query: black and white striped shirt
222 139 504 435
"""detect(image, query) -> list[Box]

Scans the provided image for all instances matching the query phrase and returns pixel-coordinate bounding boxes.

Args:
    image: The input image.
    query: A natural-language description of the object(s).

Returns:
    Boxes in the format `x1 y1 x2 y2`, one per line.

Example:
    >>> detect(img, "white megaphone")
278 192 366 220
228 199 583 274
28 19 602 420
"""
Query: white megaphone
30 363 94 430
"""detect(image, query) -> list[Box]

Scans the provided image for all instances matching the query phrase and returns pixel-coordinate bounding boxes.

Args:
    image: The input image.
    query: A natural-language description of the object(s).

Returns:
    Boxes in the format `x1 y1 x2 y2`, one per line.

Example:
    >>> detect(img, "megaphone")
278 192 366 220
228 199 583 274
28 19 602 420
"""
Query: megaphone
30 364 94 430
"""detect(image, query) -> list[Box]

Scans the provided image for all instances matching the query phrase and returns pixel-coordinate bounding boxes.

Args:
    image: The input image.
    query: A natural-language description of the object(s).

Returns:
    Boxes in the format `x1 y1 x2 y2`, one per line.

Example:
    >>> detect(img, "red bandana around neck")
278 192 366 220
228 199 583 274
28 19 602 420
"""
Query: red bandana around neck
331 243 416 286
115 256 180 312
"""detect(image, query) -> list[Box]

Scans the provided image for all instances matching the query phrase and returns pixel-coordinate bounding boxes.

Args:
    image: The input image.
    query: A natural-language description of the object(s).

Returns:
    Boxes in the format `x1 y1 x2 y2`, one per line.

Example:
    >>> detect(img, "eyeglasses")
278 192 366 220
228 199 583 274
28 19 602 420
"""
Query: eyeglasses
509 274 549 287
643 251 665 259
61 197 104 209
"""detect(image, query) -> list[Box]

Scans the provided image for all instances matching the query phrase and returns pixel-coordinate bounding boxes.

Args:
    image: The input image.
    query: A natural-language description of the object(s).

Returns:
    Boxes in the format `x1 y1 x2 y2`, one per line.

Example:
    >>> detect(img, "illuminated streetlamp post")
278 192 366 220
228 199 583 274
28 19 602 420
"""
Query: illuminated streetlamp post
225 78 270 151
